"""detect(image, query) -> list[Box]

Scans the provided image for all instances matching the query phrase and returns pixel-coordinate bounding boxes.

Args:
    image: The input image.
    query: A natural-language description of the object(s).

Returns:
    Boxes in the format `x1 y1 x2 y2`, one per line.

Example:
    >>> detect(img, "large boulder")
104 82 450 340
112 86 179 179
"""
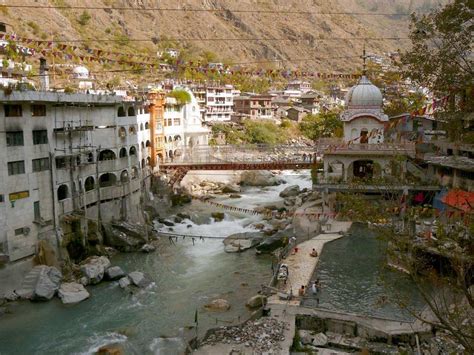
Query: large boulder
279 185 300 198
118 276 131 289
58 282 90 304
223 232 263 253
102 222 149 252
128 271 152 288
211 212 225 222
246 295 267 309
80 256 111 285
204 298 230 312
31 266 62 301
256 233 289 254
240 171 281 187
105 266 126 281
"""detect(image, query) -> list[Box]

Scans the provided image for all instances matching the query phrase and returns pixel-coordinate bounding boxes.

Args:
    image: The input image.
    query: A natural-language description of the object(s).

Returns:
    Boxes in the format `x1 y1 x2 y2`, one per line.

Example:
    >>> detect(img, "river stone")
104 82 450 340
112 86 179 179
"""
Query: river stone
80 256 111 285
103 221 149 252
58 282 90 304
204 298 231 312
173 216 183 223
128 271 152 288
222 184 240 193
32 266 62 301
141 244 156 253
223 232 263 253
256 234 289 254
118 276 131 288
229 194 242 199
159 219 175 227
211 212 225 222
177 212 190 220
105 266 126 281
240 171 280 187
279 184 300 198
299 330 314 345
246 295 267 309
97 344 124 355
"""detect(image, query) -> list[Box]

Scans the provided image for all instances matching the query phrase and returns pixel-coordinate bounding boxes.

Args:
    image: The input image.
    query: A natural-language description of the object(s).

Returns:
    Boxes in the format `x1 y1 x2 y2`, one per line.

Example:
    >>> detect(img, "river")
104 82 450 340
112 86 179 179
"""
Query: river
0 171 424 354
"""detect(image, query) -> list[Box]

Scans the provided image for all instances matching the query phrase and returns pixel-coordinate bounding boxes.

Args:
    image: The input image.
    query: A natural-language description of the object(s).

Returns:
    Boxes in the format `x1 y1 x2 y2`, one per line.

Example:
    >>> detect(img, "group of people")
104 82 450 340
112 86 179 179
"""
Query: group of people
298 278 321 298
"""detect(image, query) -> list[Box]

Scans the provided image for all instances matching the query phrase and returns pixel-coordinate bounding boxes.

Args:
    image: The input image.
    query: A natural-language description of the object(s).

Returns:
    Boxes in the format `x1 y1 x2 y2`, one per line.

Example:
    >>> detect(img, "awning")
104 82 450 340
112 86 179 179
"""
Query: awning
441 189 474 213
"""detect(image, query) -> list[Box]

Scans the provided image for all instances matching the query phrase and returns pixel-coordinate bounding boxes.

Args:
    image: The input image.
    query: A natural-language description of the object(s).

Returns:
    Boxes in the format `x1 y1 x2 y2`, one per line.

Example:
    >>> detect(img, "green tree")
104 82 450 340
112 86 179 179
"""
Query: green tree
299 110 343 141
400 0 473 140
168 89 191 105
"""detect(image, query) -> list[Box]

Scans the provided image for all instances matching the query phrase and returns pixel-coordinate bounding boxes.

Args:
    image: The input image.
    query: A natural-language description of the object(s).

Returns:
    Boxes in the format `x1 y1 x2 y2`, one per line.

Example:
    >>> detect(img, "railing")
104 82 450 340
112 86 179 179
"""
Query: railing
325 143 416 153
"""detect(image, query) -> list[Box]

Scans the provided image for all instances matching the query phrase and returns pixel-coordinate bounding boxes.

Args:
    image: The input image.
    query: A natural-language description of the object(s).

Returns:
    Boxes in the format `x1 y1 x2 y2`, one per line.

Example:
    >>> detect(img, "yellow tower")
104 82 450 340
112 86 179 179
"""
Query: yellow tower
147 89 166 168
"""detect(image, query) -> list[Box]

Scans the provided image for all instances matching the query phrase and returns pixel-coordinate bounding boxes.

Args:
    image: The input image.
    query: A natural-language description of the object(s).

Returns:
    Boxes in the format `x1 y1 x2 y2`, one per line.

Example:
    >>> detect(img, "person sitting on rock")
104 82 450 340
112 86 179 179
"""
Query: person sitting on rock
298 285 305 296
310 248 318 257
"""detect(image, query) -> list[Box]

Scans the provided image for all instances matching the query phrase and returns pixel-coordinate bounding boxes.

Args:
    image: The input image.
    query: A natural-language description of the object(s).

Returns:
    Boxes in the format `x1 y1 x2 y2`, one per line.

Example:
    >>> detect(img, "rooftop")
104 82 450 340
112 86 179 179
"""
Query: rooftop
425 155 474 172
0 90 123 105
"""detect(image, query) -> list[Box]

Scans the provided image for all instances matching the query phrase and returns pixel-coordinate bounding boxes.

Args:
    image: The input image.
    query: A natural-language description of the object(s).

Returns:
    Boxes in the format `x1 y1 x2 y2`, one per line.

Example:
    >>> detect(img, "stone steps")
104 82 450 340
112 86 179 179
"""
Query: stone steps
15 266 43 299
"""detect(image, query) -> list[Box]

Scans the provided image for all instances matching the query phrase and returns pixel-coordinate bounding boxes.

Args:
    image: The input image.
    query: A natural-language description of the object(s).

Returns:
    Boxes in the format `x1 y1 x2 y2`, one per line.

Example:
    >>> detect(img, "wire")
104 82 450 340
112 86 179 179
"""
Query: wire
20 37 411 43
2 4 413 16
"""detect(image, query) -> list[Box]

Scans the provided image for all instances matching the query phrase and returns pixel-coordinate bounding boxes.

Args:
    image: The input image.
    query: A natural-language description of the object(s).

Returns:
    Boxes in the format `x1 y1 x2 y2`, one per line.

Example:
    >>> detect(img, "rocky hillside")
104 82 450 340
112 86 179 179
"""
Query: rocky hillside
1 0 441 79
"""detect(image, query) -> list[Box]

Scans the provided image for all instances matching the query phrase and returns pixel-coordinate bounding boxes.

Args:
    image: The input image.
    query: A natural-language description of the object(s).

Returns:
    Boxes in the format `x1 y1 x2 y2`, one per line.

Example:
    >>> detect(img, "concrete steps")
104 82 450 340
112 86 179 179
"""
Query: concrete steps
15 266 43 299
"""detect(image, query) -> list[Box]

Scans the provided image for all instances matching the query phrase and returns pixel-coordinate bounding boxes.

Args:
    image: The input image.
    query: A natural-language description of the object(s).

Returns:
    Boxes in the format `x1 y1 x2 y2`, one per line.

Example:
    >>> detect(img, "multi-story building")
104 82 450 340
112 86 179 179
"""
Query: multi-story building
234 94 273 120
286 80 312 93
0 90 147 264
203 85 234 122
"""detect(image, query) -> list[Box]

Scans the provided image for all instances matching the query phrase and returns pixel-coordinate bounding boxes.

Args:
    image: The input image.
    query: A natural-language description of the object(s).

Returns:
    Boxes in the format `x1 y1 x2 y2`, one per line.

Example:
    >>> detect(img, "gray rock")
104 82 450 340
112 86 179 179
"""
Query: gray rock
241 171 280 187
141 244 156 253
128 271 152 288
223 232 263 253
246 295 267 309
118 276 131 288
80 256 111 285
211 212 225 222
222 184 240 193
161 219 175 227
204 298 231 311
256 233 289 254
229 194 242 199
312 332 328 347
173 216 183 223
177 212 191 220
103 221 149 252
3 291 19 302
299 330 314 345
279 185 300 198
105 266 126 281
80 276 89 286
58 282 90 304
29 266 62 302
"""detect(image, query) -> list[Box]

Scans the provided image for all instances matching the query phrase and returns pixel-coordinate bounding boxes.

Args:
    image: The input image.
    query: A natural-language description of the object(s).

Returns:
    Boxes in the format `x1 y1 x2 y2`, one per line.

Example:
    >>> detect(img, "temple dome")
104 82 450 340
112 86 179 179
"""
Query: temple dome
345 75 383 108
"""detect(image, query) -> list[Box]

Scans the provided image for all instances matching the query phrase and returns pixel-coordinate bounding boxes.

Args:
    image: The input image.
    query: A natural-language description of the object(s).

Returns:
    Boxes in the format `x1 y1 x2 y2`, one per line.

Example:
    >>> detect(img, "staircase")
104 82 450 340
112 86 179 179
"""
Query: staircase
406 159 428 182
167 168 189 188
15 266 44 299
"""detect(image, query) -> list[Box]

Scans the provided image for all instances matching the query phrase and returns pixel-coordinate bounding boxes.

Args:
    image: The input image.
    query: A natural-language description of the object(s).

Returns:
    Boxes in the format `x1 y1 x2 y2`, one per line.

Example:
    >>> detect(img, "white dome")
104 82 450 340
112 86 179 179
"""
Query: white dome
345 76 383 108
73 66 89 79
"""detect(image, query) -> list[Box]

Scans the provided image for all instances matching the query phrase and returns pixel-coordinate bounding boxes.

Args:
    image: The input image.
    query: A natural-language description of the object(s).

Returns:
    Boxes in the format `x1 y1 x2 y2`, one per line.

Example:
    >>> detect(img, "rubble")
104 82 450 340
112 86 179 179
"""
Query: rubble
200 317 288 353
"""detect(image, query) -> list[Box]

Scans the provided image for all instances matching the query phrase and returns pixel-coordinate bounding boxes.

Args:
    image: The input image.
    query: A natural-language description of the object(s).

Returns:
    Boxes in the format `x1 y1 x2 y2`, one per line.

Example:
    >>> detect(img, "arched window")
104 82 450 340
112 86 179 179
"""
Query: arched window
140 123 144 131
174 135 182 141
117 106 126 117
131 166 139 179
129 126 136 135
146 140 151 148
141 158 145 168
98 149 116 161
129 146 137 156
164 136 167 143
157 153 163 163
87 152 94 163
118 126 126 138
141 142 145 150
144 106 150 114
127 107 136 116
57 184 69 201
119 147 127 158
76 155 81 166
84 176 95 191
145 122 149 129
99 173 117 187
146 157 151 166
120 170 129 183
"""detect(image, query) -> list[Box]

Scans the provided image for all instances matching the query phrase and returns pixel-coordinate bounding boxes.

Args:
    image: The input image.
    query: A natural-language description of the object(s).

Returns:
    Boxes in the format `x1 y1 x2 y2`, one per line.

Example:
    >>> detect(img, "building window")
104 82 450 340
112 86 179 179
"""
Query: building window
55 156 72 169
4 104 22 117
173 118 180 126
34 201 41 220
8 161 25 175
15 228 27 236
6 131 24 146
32 157 50 172
0 195 4 202
33 130 48 145
31 104 46 117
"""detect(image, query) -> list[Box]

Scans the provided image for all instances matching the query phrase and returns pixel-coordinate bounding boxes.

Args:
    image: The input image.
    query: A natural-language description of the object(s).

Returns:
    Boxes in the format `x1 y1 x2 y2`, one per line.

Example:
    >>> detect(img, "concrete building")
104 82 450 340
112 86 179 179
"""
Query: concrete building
286 80 312 93
204 85 234 122
234 94 273 120
0 90 146 264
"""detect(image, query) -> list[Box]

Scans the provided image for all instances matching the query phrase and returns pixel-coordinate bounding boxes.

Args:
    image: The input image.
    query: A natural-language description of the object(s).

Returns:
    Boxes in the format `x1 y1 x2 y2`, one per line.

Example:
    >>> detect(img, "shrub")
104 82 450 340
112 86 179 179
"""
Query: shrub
78 11 91 26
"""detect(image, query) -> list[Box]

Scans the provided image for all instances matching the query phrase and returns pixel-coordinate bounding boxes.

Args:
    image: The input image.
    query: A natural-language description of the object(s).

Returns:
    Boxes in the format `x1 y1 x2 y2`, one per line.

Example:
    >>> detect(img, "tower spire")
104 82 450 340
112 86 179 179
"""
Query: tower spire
361 45 367 76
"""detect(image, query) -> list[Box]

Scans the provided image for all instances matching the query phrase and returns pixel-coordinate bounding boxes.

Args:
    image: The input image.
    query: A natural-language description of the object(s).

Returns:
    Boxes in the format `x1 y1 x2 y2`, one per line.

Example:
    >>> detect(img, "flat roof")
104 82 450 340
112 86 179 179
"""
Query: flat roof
426 155 474 172
0 90 123 105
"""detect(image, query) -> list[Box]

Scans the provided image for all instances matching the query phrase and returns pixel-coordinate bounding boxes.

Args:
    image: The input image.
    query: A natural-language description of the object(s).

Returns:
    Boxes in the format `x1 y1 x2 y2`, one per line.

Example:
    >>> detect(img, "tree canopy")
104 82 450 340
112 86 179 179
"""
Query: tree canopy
298 110 343 141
